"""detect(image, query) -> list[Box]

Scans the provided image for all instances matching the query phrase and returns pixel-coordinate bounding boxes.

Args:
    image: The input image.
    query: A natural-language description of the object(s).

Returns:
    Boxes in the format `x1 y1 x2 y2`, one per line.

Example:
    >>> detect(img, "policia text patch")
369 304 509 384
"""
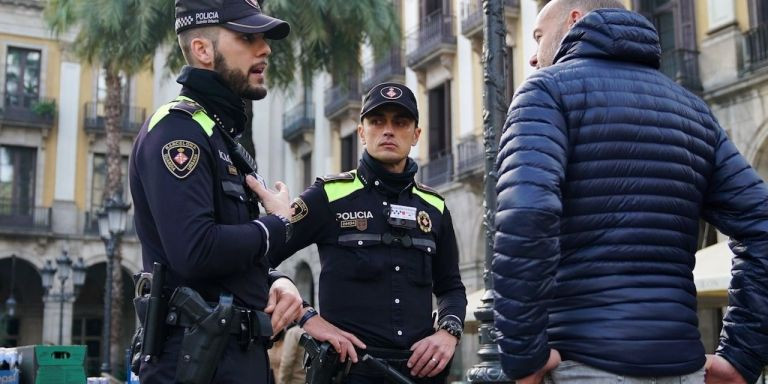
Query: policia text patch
162 140 201 179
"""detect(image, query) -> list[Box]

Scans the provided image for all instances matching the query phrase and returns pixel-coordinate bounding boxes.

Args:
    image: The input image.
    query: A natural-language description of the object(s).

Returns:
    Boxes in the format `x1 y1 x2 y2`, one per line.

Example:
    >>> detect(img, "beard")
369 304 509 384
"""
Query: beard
538 25 569 68
214 52 267 100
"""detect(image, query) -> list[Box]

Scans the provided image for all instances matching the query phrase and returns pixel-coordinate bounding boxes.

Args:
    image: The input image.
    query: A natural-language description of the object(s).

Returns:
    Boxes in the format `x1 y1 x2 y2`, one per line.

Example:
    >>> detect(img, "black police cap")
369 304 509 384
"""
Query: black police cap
360 82 419 123
175 0 290 39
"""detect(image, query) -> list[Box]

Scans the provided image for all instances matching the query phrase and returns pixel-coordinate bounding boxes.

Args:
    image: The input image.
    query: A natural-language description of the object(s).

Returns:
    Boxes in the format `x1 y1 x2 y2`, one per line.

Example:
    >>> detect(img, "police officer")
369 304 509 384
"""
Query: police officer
262 82 468 384
129 0 302 382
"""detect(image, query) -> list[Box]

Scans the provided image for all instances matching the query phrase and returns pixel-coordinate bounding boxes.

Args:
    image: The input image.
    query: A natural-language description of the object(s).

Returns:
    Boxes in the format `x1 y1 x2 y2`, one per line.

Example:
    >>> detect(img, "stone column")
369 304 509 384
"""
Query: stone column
52 61 82 235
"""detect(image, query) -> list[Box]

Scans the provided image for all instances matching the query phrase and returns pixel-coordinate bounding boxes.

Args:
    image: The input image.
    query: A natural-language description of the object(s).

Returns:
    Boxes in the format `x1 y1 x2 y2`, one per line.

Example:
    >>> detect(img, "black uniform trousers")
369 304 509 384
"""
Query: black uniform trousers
139 327 270 384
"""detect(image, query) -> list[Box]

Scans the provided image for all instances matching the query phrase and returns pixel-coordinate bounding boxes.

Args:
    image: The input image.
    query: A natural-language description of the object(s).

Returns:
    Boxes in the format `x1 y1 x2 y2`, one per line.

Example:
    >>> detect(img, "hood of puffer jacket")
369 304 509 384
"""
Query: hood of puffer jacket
553 8 661 69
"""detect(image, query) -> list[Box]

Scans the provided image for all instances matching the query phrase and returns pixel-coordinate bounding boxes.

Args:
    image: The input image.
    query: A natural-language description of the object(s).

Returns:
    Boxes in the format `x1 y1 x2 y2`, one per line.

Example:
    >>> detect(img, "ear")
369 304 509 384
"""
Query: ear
357 124 365 145
568 9 583 28
412 126 421 146
189 37 216 68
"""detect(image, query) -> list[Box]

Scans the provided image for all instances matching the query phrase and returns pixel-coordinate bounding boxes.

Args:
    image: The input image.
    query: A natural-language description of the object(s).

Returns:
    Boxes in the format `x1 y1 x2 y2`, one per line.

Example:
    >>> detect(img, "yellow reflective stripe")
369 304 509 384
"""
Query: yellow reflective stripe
324 171 364 203
147 97 214 137
192 112 214 136
147 102 175 132
413 187 445 213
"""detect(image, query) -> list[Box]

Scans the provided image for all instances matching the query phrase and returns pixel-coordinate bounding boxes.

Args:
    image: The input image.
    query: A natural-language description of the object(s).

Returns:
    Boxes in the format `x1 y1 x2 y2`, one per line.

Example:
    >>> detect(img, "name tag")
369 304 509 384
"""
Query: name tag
389 204 417 221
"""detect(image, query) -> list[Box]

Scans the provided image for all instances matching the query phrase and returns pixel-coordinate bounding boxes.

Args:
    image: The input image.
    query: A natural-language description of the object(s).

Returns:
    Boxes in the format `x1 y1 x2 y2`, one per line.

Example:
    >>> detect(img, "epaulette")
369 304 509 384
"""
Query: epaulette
170 99 205 117
414 182 444 200
319 172 355 183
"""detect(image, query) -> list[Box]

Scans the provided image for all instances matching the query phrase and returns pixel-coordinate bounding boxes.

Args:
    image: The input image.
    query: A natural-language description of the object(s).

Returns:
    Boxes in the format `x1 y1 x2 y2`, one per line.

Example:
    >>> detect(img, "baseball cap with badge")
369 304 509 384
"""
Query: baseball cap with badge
175 0 290 39
360 82 419 123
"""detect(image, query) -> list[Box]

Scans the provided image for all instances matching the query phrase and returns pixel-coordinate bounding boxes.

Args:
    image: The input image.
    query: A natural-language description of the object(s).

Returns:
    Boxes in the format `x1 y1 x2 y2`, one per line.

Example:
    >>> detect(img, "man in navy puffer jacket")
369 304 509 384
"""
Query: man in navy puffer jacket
493 0 768 383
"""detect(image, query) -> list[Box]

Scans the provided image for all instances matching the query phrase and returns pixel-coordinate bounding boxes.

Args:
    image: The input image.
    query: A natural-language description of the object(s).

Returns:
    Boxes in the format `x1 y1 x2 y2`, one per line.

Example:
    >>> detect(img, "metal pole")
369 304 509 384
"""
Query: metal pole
58 278 65 345
466 0 509 383
101 236 115 374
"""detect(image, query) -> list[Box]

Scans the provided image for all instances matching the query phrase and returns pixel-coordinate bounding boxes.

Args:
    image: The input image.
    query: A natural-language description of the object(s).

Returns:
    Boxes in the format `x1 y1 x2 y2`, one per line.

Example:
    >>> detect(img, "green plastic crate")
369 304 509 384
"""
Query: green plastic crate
17 346 86 384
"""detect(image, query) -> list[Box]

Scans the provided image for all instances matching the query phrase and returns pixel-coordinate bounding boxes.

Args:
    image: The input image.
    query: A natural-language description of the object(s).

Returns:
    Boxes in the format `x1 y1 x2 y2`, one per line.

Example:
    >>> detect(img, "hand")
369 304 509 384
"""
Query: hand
302 312 366 363
407 330 458 378
264 277 303 333
705 354 746 384
246 176 291 218
516 349 561 384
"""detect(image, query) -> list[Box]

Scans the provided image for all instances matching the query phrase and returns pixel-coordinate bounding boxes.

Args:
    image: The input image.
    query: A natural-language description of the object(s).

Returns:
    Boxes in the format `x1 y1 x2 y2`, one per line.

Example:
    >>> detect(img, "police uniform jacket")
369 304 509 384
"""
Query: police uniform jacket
130 66 288 309
270 154 467 349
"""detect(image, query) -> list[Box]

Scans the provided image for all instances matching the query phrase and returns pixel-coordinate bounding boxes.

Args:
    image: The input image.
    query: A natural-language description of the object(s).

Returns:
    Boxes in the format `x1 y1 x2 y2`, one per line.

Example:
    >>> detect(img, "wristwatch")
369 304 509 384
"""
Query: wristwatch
274 213 293 242
437 316 463 342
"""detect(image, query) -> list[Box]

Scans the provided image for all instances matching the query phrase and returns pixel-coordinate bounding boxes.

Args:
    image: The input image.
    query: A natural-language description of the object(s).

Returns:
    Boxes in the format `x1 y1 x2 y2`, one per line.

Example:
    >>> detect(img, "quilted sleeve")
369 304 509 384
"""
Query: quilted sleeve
493 71 568 380
704 126 768 384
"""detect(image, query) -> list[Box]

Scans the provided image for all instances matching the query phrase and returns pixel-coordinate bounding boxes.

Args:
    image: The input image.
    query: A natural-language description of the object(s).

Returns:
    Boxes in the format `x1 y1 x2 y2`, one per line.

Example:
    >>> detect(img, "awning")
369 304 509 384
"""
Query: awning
694 241 733 292
464 242 734 320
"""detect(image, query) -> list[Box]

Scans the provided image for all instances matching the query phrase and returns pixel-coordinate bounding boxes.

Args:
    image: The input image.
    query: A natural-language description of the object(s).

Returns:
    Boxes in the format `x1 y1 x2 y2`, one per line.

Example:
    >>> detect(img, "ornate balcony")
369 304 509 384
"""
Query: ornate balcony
0 199 51 233
456 134 483 178
324 76 362 120
406 12 457 72
282 102 315 142
460 0 519 41
744 24 768 73
83 102 146 136
418 151 454 188
362 47 406 91
659 48 702 93
0 91 56 129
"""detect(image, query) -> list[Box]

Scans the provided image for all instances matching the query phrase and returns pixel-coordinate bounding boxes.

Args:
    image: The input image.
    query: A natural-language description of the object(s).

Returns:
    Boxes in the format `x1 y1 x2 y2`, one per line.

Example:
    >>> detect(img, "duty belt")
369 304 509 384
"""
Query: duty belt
338 233 436 249
165 304 272 344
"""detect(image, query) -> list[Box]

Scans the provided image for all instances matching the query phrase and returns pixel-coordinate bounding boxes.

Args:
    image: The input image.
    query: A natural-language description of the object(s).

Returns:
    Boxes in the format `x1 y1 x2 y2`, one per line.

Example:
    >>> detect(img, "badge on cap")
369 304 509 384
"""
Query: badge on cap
418 211 432 233
381 86 403 100
162 140 200 179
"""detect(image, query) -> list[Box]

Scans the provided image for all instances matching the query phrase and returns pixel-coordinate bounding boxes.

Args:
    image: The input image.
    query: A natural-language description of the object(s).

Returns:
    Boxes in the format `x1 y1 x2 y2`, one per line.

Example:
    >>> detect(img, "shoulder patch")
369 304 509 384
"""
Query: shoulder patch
319 172 355 183
414 182 444 200
162 140 201 179
290 197 309 223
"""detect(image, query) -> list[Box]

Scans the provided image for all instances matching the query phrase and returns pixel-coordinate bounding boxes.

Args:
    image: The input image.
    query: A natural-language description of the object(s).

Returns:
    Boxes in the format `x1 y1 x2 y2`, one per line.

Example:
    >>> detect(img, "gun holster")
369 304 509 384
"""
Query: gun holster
300 333 345 384
169 287 235 384
130 270 156 375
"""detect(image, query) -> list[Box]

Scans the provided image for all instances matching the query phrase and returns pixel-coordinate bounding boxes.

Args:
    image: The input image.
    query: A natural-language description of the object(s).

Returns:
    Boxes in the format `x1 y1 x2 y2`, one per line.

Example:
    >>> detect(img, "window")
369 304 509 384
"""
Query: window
96 68 129 104
4 47 41 109
91 154 129 211
636 0 700 91
301 153 313 189
422 0 445 18
1 317 19 347
72 317 103 376
340 134 358 171
749 0 768 27
427 82 452 159
0 146 36 218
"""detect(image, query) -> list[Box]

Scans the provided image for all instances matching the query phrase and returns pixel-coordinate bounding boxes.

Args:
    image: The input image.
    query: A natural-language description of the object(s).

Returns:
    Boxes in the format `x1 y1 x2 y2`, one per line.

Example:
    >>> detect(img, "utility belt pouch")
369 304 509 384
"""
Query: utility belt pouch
300 333 344 384
169 287 234 384
130 262 165 374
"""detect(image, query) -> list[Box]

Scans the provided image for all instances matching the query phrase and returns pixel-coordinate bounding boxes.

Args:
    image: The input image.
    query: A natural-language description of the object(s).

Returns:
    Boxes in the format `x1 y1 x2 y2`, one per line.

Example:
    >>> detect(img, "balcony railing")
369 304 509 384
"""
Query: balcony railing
456 135 483 177
659 48 702 93
282 102 315 141
418 151 454 187
362 47 406 91
461 0 519 39
0 199 51 232
324 76 362 120
406 12 457 70
83 102 146 136
0 91 56 128
744 24 768 72
84 210 136 237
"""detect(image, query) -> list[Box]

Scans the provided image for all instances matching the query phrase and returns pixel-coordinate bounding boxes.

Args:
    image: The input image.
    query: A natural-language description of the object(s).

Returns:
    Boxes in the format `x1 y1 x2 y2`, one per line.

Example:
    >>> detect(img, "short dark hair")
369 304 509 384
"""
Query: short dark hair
177 26 220 65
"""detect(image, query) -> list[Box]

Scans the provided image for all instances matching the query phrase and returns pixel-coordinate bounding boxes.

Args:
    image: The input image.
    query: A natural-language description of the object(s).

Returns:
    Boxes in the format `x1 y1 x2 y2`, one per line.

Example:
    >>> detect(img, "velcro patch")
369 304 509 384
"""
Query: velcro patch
162 140 200 179
290 197 309 223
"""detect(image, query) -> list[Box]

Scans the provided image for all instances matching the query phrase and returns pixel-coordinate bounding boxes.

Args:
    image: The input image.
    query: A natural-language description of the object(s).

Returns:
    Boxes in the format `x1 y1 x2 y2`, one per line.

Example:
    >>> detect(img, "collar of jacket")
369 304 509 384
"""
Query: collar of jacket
553 8 661 69
176 65 248 138
356 150 418 197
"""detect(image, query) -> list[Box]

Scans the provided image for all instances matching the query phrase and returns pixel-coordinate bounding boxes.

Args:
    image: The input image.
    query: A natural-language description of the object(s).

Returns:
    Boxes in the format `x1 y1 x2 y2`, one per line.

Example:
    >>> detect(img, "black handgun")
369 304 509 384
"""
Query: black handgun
361 354 417 384
300 333 343 384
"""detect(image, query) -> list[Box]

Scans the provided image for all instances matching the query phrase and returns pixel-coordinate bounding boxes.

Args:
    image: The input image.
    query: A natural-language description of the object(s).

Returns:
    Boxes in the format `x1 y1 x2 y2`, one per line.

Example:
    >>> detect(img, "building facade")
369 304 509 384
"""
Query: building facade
0 0 150 376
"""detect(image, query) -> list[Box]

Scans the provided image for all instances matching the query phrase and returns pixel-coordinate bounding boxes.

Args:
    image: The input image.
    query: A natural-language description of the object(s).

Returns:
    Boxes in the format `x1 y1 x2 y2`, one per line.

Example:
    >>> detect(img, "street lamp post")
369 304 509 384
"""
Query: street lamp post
97 195 130 374
5 255 17 318
40 251 86 345
467 0 510 383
